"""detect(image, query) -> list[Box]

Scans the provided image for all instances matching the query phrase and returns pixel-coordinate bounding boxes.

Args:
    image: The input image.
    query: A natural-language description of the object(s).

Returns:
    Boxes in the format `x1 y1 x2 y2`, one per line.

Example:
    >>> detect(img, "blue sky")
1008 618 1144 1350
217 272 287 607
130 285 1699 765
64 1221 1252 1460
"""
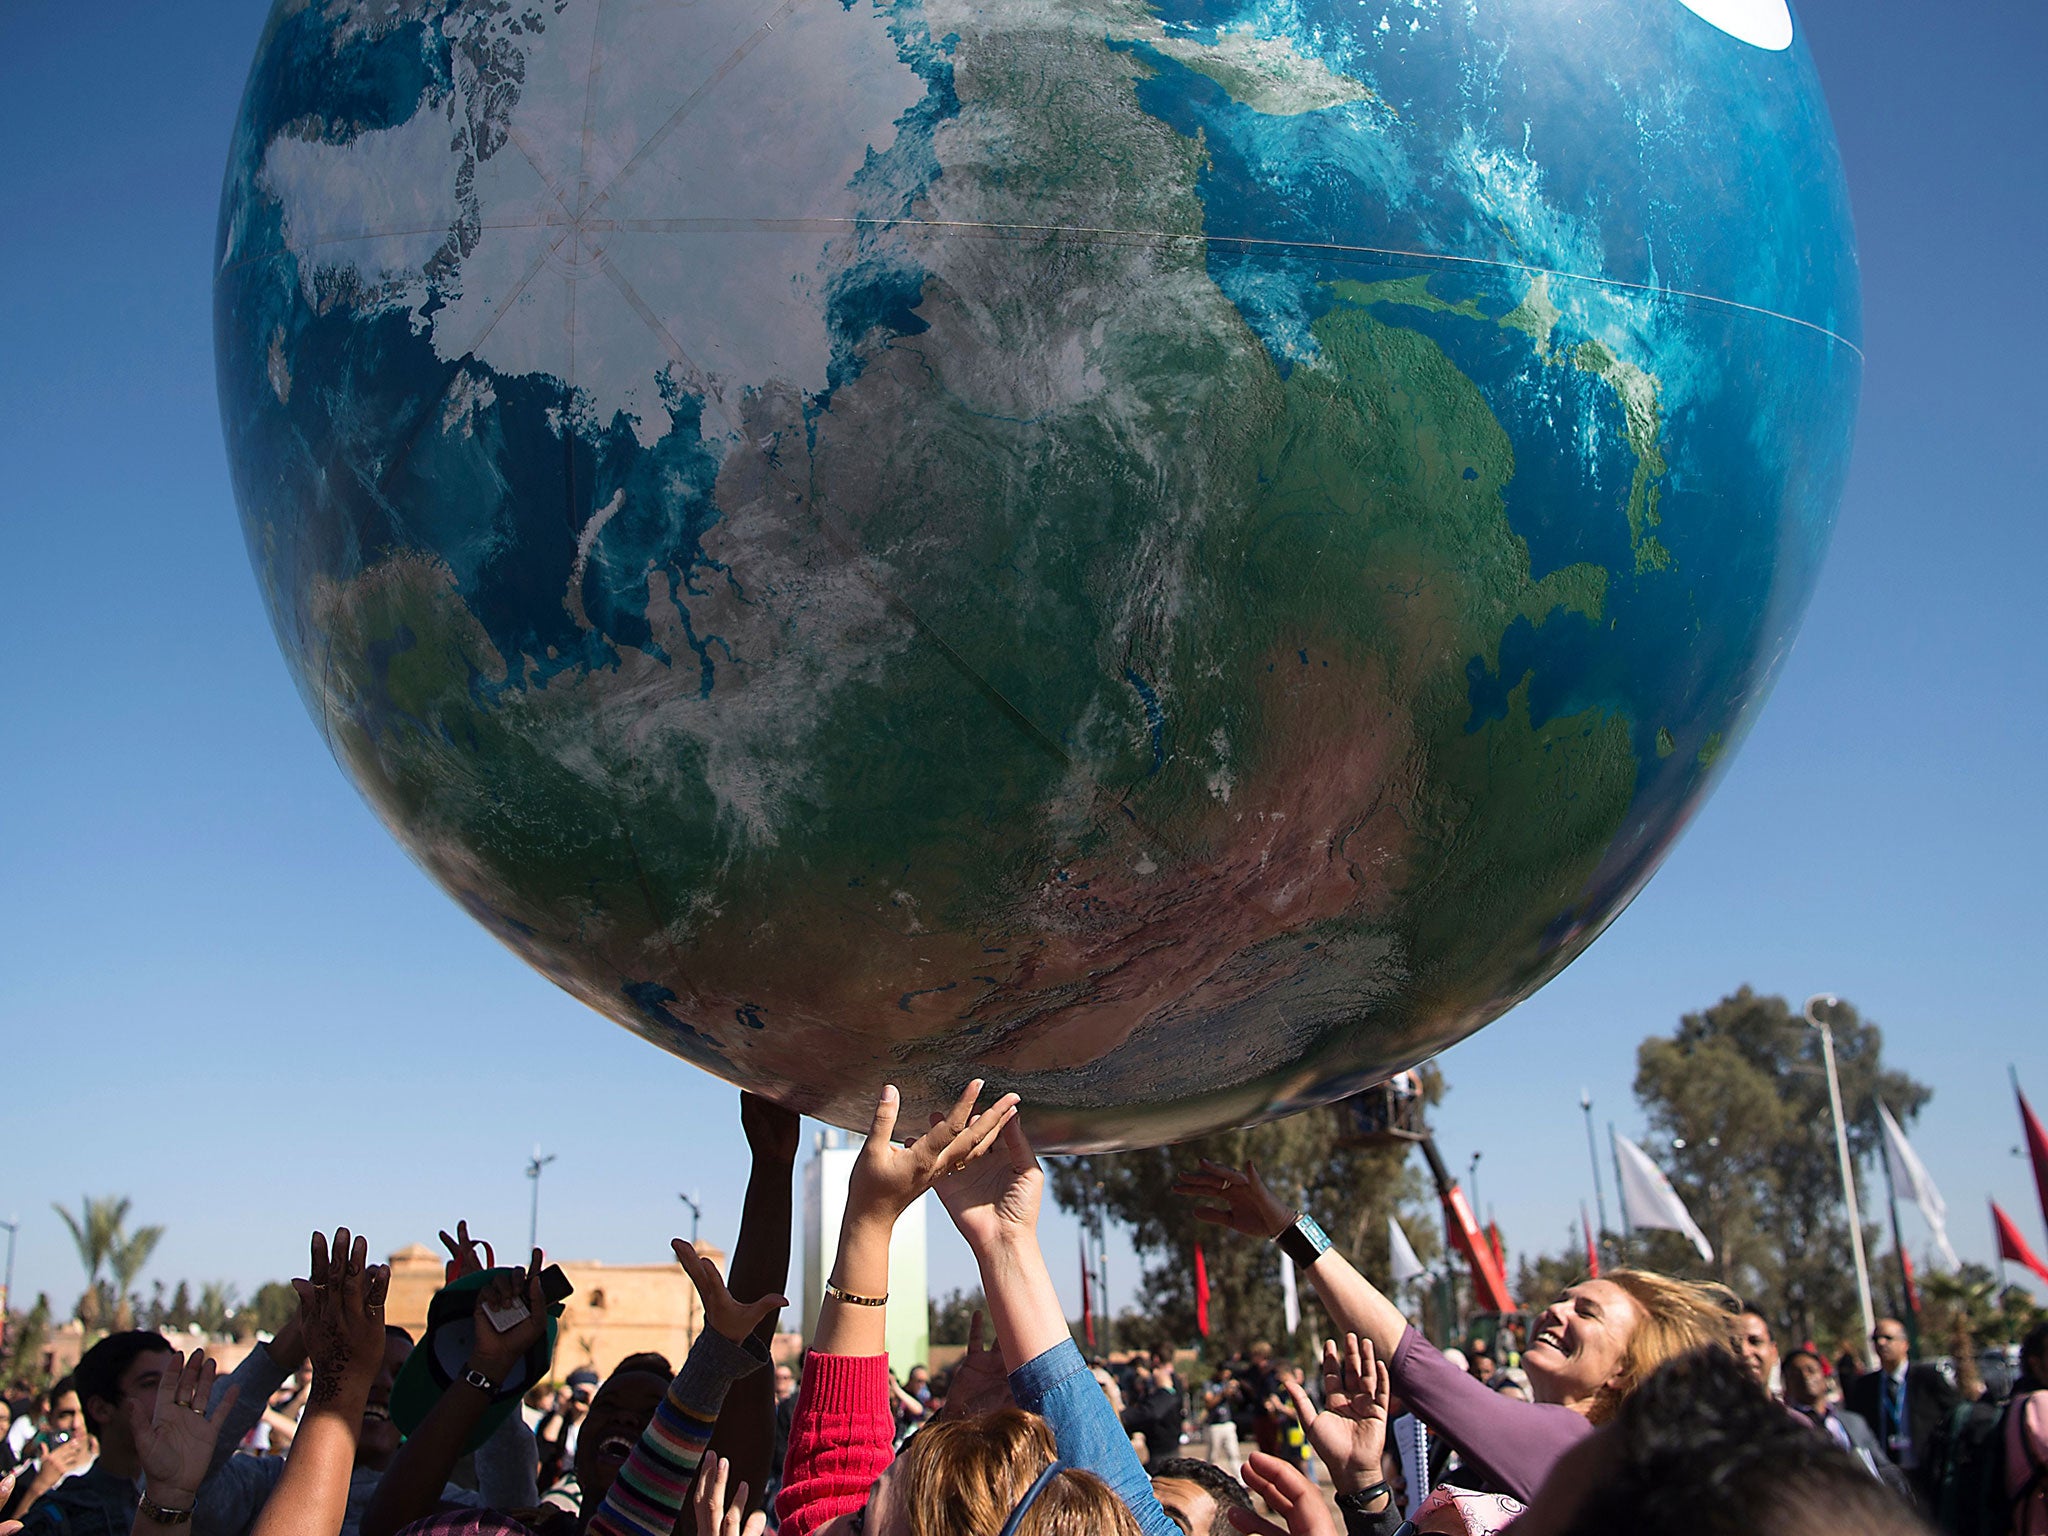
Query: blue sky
1 0 2044 1330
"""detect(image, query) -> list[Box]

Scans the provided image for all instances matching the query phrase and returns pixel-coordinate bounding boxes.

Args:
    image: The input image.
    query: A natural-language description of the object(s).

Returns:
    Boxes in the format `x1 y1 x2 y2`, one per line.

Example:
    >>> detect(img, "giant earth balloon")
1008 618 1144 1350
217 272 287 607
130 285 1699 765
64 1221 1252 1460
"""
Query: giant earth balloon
216 0 1858 1148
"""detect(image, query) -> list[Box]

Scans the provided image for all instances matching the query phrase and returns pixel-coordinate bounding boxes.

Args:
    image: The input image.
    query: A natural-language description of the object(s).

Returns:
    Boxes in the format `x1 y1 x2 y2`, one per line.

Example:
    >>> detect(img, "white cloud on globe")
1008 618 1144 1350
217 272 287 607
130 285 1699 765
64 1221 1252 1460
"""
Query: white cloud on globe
1673 0 1793 50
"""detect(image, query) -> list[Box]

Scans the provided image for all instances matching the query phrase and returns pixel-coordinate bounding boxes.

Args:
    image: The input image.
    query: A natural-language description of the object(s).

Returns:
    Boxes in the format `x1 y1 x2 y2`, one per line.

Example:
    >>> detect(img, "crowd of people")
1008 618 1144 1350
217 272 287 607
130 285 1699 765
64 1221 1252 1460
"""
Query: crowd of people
1 1084 2044 1536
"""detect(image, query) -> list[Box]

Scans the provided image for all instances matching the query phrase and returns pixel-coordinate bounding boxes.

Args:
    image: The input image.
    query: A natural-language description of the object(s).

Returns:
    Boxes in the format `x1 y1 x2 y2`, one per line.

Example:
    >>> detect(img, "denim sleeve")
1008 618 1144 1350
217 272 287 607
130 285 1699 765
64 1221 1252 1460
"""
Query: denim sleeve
1008 1340 1177 1536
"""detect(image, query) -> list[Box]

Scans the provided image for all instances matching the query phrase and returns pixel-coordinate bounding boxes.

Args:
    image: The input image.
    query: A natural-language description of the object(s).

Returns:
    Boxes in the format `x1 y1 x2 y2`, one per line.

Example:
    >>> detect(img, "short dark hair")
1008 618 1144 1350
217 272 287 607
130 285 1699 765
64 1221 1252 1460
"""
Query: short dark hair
1560 1348 1926 1536
385 1324 416 1345
1150 1457 1251 1536
2019 1322 2048 1393
611 1352 673 1381
74 1331 175 1432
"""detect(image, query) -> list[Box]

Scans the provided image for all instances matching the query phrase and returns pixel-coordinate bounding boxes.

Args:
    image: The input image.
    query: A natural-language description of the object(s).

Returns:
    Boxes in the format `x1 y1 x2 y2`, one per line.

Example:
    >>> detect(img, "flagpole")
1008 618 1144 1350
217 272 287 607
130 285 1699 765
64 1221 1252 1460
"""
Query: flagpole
1806 994 1878 1367
1880 1130 1919 1355
1608 1122 1633 1261
1581 1088 1610 1264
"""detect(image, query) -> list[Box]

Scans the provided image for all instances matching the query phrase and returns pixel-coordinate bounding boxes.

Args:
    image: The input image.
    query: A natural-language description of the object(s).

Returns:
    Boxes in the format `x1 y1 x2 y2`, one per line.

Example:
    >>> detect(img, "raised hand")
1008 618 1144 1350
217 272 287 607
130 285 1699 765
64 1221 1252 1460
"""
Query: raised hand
466 1251 549 1384
292 1227 392 1408
131 1350 240 1511
740 1092 801 1167
933 1115 1041 1254
845 1081 1019 1226
438 1220 494 1281
1285 1334 1391 1497
692 1452 767 1536
1228 1452 1340 1536
1172 1159 1293 1240
36 1426 95 1483
937 1311 1014 1421
671 1238 788 1345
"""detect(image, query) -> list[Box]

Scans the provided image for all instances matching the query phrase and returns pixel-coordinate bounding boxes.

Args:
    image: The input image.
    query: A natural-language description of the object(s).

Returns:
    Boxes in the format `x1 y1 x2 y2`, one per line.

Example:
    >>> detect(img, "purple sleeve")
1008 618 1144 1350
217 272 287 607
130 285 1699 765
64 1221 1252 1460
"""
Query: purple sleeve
1388 1328 1594 1501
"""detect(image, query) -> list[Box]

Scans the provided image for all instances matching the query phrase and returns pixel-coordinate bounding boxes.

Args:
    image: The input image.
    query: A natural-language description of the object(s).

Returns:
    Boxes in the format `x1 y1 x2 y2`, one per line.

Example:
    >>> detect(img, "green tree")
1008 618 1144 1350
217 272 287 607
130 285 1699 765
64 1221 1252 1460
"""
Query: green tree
1631 988 1930 1344
929 1287 985 1346
2 1292 54 1392
195 1282 240 1338
1918 1263 2046 1351
244 1281 300 1339
1048 1070 1443 1357
53 1195 130 1327
108 1223 166 1331
167 1280 194 1331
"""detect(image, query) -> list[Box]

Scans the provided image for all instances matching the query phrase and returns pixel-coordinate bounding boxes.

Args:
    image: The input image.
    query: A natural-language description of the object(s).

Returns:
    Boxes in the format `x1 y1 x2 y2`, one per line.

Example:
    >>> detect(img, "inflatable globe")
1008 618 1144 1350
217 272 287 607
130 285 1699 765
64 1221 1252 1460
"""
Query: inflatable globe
216 0 1859 1148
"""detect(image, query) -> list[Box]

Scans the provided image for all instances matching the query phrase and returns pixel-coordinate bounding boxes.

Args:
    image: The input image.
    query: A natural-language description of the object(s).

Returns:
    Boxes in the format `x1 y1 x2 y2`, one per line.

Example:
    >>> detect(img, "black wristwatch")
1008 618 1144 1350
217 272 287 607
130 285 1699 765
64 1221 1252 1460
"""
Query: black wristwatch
1275 1211 1333 1268
1334 1483 1394 1536
1335 1490 1400 1536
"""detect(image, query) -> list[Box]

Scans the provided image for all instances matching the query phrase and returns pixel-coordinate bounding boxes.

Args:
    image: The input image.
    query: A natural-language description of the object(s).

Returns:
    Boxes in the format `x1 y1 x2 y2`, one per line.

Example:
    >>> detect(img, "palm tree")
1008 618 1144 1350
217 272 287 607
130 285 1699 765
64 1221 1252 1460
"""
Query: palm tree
54 1195 129 1325
108 1224 165 1331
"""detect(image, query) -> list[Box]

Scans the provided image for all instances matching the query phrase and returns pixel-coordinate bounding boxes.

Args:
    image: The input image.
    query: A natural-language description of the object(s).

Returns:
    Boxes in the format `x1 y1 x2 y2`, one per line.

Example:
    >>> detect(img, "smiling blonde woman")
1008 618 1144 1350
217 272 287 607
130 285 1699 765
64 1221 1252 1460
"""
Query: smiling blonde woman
1174 1160 1736 1506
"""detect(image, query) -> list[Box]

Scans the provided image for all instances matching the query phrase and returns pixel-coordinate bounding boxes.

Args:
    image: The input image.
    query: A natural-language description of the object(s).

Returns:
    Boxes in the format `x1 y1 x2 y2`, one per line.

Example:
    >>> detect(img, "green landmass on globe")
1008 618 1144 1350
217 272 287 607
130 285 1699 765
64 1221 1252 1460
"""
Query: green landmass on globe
215 0 1860 1147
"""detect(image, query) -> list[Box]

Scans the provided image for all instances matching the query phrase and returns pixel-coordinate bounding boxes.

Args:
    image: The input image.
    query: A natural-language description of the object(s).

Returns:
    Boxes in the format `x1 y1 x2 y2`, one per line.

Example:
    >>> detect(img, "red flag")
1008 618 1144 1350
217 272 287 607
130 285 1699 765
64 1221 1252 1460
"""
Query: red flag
1080 1238 1095 1347
1194 1243 1211 1337
1582 1203 1600 1279
1992 1201 2048 1288
2017 1083 2048 1242
1899 1244 1920 1315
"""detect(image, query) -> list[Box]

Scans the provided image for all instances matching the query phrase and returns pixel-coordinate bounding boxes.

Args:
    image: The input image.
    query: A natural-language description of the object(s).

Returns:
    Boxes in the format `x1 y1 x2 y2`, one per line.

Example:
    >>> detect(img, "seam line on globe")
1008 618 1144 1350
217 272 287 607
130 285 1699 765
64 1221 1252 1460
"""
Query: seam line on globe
215 217 1861 356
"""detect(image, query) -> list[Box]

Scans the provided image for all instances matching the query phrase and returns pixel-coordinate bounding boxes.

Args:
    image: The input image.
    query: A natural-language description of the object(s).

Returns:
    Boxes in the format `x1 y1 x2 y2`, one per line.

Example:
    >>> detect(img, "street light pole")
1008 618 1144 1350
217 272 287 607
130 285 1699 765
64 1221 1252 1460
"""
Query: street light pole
1468 1152 1483 1230
527 1146 558 1252
1806 993 1876 1366
0 1216 18 1350
678 1192 703 1245
1580 1090 1609 1258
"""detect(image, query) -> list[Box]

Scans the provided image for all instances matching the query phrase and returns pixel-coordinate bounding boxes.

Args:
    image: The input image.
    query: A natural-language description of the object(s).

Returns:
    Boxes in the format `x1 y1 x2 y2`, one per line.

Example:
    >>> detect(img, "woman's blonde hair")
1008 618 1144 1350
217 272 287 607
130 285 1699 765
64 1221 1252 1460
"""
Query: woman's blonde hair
1590 1267 1739 1423
897 1408 1143 1536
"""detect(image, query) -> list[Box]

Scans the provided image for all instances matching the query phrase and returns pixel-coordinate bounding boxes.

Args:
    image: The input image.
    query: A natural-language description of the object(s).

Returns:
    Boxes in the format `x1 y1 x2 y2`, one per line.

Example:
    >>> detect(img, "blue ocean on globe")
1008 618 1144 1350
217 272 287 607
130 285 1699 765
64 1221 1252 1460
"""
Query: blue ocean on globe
215 0 1859 1147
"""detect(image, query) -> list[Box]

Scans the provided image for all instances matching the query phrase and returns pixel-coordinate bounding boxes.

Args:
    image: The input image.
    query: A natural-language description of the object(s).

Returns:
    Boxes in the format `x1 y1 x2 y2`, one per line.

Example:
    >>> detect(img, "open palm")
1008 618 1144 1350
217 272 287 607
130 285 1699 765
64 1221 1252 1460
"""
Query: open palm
934 1116 1041 1251
673 1238 787 1344
1284 1334 1390 1496
847 1080 1019 1222
134 1350 239 1500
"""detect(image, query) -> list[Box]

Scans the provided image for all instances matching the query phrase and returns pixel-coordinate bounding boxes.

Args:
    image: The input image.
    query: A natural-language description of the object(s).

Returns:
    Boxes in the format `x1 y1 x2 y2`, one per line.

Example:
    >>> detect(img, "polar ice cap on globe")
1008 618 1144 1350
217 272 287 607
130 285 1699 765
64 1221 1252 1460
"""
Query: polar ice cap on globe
216 0 1860 1149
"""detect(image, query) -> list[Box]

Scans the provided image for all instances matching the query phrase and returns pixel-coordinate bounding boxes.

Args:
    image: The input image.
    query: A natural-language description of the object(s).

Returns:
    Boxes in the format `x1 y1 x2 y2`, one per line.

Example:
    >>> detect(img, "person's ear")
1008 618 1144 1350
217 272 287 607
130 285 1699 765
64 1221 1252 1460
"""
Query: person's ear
86 1396 119 1435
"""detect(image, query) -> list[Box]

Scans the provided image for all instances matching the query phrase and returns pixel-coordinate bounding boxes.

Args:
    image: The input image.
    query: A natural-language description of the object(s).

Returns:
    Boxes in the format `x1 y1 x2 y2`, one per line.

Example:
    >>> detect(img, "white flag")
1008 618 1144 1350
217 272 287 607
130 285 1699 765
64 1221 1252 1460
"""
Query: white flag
1613 1132 1714 1262
1879 1101 1960 1271
1388 1215 1427 1285
1281 1251 1300 1334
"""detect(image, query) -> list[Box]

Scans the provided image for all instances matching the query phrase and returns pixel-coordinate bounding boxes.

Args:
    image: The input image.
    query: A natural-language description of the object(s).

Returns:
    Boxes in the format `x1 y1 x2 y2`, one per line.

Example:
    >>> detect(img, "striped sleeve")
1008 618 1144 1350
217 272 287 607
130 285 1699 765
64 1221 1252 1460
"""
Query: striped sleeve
585 1328 769 1536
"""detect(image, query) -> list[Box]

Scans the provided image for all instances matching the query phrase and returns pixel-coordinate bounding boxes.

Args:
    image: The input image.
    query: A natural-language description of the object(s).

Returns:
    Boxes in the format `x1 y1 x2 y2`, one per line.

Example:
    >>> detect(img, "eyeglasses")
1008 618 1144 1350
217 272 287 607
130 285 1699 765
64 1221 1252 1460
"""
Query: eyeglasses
1871 1332 1903 1343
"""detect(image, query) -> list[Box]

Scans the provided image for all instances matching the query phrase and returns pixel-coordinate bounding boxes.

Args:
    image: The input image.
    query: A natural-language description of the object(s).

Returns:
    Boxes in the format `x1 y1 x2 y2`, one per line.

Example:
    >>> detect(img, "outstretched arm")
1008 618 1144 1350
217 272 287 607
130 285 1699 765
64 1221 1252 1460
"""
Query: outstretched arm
126 1350 242 1536
360 1257 550 1536
704 1094 799 1510
584 1242 779 1536
937 1116 1176 1536
776 1082 1015 1536
250 1229 392 1536
1174 1161 1410 1362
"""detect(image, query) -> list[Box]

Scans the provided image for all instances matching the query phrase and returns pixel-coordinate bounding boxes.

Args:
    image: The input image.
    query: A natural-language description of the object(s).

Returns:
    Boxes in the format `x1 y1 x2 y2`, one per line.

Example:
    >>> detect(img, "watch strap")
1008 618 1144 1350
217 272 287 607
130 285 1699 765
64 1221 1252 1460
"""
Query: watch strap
138 1496 196 1526
1335 1483 1391 1511
1276 1211 1333 1267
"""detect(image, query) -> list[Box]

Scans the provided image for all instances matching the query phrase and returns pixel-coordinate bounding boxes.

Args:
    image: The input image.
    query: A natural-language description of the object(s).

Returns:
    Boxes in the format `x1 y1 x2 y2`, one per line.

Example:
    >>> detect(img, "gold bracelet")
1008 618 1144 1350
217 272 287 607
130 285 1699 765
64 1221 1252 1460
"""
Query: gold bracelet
825 1279 888 1307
